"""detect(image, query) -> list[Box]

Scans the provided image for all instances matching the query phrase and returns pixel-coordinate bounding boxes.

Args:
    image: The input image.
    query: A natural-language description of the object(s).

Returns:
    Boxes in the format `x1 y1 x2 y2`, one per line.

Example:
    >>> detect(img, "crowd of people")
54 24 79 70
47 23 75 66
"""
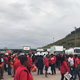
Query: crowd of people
0 51 80 80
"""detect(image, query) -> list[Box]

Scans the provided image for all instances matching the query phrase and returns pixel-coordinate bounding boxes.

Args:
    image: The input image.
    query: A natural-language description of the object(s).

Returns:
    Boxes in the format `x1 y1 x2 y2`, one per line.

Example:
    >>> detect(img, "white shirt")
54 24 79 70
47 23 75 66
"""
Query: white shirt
1 58 4 62
44 55 46 59
68 57 74 66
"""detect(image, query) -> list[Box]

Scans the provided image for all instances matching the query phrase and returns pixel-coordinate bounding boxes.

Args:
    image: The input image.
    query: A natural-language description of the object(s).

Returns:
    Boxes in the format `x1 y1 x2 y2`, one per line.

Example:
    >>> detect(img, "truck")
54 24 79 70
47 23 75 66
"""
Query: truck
65 47 80 55
50 46 64 55
22 46 31 53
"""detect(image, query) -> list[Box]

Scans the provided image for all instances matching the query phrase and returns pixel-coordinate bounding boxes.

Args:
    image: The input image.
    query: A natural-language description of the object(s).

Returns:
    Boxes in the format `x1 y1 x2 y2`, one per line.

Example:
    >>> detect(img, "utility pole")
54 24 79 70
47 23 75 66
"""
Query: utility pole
53 38 54 43
74 27 77 47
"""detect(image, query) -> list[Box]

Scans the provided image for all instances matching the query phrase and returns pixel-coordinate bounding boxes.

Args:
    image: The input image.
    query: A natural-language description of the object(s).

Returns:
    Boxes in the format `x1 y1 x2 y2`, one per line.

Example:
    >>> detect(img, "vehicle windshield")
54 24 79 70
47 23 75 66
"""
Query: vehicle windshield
22 50 30 53
74 49 80 53
54 51 64 55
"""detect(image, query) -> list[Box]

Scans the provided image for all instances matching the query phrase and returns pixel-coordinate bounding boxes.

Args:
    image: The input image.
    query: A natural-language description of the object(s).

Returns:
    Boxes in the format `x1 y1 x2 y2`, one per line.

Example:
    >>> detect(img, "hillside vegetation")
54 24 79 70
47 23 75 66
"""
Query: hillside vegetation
42 27 80 49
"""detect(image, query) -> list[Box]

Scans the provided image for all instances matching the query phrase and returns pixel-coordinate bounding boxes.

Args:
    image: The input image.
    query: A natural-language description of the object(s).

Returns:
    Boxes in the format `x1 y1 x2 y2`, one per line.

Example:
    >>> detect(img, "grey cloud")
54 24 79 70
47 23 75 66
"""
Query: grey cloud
0 3 31 22
0 0 80 48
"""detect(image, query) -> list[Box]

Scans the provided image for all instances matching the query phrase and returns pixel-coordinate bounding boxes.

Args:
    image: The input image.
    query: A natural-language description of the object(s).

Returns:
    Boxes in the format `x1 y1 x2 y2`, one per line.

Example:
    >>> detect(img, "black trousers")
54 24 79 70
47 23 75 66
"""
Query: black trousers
61 74 67 80
51 64 56 74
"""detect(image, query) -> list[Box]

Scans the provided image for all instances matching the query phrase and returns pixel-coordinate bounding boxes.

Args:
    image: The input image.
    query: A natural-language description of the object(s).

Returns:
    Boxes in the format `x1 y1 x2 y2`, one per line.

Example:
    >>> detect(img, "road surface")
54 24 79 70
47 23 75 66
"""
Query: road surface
2 68 79 80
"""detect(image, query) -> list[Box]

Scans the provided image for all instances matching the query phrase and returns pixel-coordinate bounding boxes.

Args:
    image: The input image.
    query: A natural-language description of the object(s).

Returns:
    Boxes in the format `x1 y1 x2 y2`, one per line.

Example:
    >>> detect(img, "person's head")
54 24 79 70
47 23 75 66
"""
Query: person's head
75 55 77 58
40 55 42 57
51 54 53 57
70 54 73 58
11 55 14 59
5 54 7 57
59 54 61 56
61 57 65 65
20 56 29 67
9 54 11 57
46 54 49 58
24 53 26 56
41 55 43 58
28 53 32 57
33 53 35 56
48 51 50 55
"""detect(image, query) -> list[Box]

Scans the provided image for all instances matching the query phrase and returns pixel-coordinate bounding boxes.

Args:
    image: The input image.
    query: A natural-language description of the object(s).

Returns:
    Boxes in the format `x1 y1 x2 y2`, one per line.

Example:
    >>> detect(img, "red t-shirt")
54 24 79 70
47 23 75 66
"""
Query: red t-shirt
50 56 56 64
28 57 32 67
53 56 56 64
45 58 49 67
72 56 75 67
13 60 21 70
4 57 8 64
74 57 79 67
14 65 33 80
60 61 70 74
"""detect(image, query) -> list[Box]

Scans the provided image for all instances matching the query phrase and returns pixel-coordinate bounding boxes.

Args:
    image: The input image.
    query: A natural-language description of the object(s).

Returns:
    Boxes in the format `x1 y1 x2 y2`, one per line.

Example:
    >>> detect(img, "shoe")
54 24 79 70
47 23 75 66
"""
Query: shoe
45 76 48 78
1 78 4 79
42 73 44 74
70 78 73 80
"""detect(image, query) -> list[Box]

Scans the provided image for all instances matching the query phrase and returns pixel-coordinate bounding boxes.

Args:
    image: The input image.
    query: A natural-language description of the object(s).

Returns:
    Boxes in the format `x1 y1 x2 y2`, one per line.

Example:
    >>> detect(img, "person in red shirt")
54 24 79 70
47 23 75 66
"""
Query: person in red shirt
53 55 56 75
13 56 18 63
73 55 80 80
4 54 8 71
60 57 70 80
27 53 32 72
50 54 56 75
13 56 21 74
45 54 49 78
14 56 33 80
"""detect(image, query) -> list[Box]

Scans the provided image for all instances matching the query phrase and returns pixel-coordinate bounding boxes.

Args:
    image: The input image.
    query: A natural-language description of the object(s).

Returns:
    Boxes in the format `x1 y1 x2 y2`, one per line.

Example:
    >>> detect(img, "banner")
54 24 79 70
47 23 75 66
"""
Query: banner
0 62 4 68
31 64 36 72
64 72 72 80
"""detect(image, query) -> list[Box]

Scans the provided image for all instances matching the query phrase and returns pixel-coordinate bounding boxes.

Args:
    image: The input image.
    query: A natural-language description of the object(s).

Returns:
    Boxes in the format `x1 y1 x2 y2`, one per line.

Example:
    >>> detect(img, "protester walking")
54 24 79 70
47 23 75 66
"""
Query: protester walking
4 54 8 72
8 54 11 75
53 55 56 75
68 54 74 80
37 55 44 75
60 57 70 80
57 54 61 70
13 56 21 75
50 54 54 75
45 55 49 78
32 53 35 65
73 55 80 80
27 53 32 72
10 55 14 77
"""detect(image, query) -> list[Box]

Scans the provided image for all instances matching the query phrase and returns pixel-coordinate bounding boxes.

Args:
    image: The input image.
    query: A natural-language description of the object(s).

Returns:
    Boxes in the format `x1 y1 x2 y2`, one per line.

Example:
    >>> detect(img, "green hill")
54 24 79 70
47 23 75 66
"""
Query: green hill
42 27 80 49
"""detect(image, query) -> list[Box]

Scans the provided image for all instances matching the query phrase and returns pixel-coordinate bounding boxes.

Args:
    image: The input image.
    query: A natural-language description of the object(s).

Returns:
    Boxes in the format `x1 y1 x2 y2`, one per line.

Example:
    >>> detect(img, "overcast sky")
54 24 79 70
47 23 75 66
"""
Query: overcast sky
0 0 80 49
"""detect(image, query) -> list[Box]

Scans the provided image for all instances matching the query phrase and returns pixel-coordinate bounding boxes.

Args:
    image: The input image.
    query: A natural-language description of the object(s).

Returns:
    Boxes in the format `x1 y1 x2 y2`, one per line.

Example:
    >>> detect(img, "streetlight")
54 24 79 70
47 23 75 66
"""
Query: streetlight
53 38 54 43
74 27 77 47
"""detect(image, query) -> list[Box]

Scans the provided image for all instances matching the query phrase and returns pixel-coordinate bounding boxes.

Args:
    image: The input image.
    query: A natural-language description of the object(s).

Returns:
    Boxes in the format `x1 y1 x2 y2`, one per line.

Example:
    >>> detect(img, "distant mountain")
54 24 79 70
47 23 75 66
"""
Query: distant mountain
42 27 80 49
